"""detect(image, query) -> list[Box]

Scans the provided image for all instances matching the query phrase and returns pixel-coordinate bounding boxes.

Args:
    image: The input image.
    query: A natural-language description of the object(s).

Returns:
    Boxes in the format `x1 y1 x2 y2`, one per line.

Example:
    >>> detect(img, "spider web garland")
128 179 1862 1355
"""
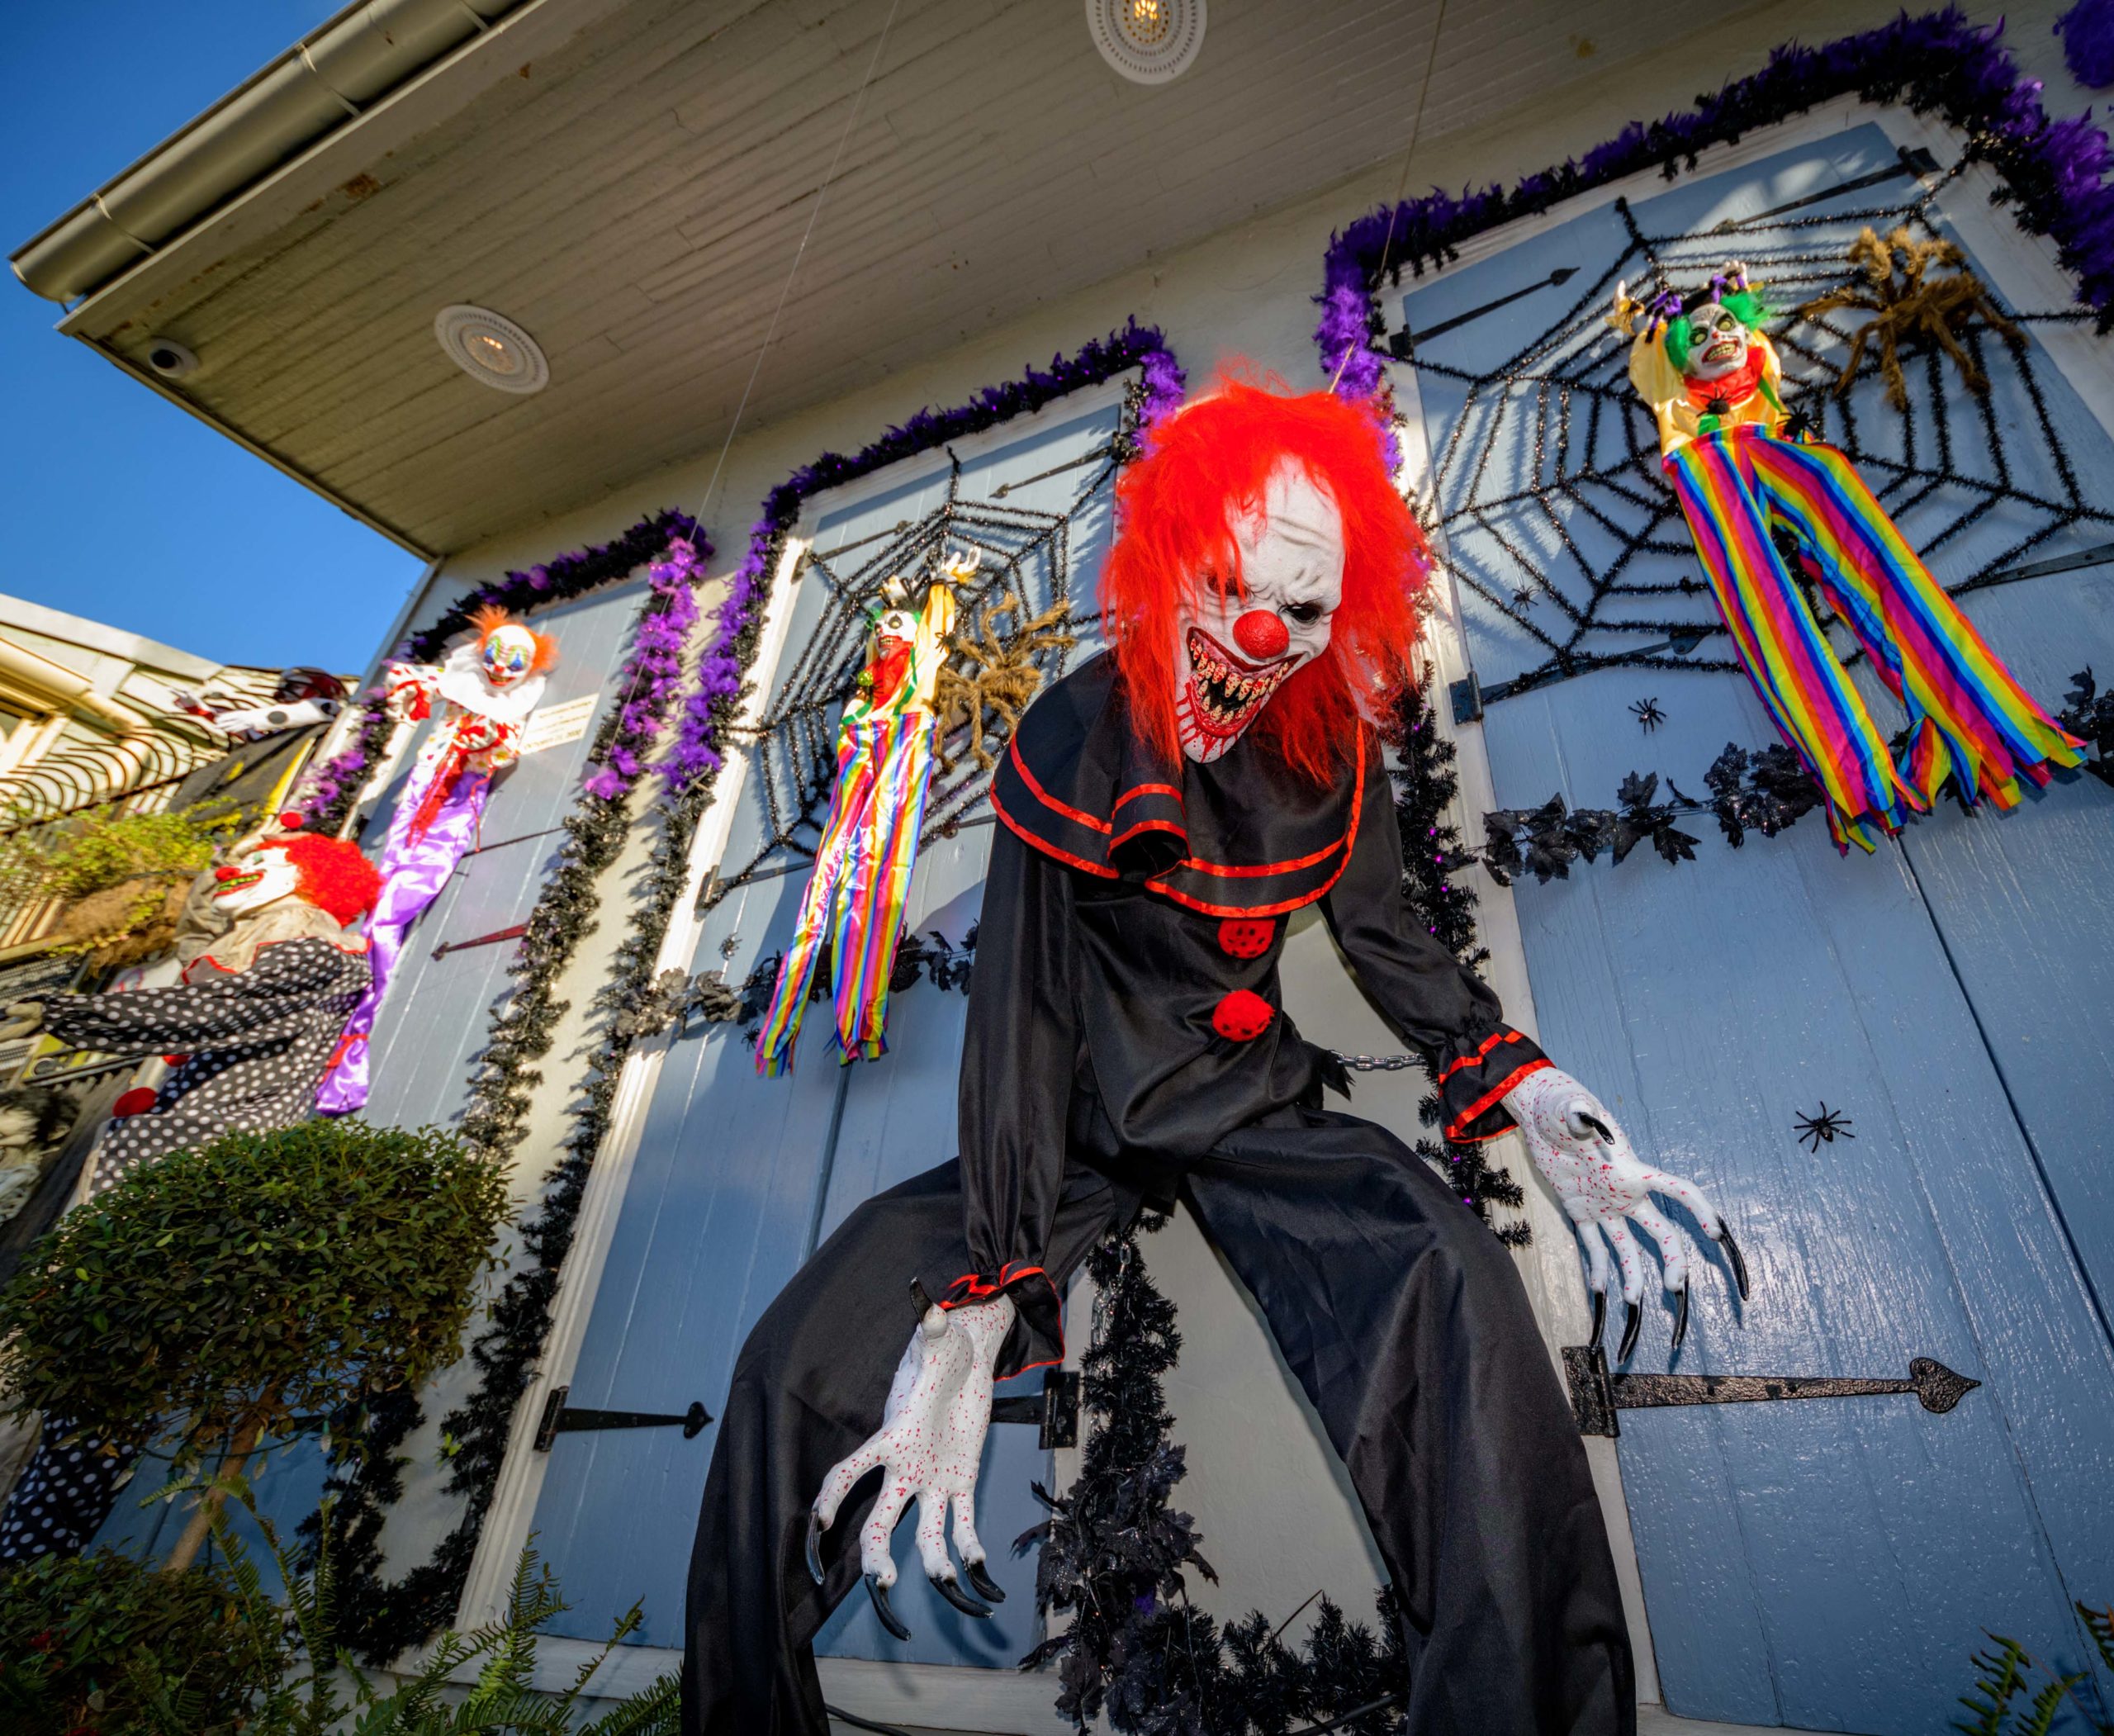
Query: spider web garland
701 407 1138 913
1410 168 2113 717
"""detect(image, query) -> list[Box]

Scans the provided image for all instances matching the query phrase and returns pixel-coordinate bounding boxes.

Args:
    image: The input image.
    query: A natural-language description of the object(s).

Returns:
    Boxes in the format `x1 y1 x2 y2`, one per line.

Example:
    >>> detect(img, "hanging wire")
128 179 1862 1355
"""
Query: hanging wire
687 0 907 533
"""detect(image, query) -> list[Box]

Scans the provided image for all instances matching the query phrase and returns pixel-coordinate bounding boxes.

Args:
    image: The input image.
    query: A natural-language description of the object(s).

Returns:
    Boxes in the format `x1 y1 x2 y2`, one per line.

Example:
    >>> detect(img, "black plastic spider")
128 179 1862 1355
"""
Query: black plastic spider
1512 586 1538 610
1629 697 1666 733
1794 1102 1856 1152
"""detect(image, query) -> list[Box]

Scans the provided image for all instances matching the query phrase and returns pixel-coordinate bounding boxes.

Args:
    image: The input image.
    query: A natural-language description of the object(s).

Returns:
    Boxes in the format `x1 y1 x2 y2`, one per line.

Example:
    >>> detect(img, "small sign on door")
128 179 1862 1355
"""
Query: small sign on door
520 694 597 755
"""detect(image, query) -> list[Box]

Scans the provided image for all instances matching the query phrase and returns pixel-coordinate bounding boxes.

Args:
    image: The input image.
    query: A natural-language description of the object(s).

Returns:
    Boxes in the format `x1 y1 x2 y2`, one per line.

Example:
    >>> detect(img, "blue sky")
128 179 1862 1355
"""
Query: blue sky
1 2 425 675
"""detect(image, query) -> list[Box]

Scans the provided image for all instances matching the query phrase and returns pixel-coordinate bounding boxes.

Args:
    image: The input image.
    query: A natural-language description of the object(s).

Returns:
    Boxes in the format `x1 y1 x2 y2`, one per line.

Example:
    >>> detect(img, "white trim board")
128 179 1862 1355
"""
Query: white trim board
456 371 1132 1632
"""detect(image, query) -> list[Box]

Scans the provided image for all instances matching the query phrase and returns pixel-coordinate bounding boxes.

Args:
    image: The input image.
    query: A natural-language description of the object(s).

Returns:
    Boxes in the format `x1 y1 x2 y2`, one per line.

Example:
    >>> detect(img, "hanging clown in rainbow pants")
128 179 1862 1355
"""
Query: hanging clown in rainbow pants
754 554 966 1076
1615 264 2081 851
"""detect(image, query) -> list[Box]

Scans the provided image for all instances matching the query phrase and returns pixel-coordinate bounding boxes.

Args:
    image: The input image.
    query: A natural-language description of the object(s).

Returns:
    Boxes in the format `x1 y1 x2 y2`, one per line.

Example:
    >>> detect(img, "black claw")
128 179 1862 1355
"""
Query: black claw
1578 1112 1616 1144
964 1558 1007 1604
1619 1300 1642 1364
910 1278 936 1319
805 1511 826 1586
865 1573 912 1641
1716 1226 1751 1302
931 1573 993 1620
1589 1288 1607 1349
1671 1284 1690 1354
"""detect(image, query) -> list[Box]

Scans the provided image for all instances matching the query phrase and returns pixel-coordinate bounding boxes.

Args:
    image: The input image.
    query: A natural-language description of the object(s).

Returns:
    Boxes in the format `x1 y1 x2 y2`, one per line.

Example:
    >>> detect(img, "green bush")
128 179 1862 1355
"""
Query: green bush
0 1119 509 1453
0 799 248 907
0 1546 287 1735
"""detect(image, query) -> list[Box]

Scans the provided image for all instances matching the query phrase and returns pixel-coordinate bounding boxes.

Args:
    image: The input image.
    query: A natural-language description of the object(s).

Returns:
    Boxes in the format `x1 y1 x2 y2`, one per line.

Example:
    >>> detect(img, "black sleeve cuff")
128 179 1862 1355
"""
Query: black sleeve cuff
1436 1026 1550 1144
935 1261 1064 1383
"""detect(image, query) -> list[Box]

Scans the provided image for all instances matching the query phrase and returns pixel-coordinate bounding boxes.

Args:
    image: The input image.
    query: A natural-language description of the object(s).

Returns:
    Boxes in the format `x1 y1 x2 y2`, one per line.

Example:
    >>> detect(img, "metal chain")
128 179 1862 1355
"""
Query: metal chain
1330 1051 1423 1073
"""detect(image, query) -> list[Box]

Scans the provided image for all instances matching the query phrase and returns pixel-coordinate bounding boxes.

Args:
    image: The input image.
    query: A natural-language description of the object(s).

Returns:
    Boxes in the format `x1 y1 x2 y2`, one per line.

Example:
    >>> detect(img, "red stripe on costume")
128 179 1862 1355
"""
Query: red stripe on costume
1437 1028 1522 1083
1443 1058 1552 1142
1112 818 1187 852
992 785 1118 877
1113 782 1183 810
1008 737 1112 833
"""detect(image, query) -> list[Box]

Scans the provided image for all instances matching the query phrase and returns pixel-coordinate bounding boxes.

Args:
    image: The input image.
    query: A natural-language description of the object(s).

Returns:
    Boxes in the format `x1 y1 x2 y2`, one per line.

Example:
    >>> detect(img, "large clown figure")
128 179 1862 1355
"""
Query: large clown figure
0 826 380 1563
316 605 556 1112
682 384 1750 1736
1618 264 2080 850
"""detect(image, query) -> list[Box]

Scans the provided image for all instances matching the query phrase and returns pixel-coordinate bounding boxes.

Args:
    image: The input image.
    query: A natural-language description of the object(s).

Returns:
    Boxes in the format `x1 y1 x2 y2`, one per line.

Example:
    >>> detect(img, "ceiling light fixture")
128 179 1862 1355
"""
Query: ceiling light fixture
434 304 549 395
1086 0 1206 84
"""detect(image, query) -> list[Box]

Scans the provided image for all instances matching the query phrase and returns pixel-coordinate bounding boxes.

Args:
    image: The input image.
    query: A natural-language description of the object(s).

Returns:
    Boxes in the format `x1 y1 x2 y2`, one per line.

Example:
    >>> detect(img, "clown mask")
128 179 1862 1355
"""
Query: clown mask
1176 462 1345 763
1676 300 1751 382
481 624 539 689
211 845 301 918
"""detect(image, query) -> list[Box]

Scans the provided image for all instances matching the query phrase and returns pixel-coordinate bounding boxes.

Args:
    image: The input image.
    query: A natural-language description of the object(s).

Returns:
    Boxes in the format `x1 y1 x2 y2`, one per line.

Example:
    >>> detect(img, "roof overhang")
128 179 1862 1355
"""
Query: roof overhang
10 0 1813 556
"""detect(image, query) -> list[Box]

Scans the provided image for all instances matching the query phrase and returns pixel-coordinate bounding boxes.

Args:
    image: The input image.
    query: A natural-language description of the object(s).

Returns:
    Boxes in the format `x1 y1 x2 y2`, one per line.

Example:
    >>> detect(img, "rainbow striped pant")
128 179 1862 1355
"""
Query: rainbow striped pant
1667 427 2080 851
755 711 936 1076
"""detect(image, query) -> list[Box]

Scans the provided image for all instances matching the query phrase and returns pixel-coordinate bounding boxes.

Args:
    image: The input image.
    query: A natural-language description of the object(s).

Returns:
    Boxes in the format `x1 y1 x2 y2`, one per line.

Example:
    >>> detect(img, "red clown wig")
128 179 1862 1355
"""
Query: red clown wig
1101 376 1429 784
261 833 383 927
468 603 560 675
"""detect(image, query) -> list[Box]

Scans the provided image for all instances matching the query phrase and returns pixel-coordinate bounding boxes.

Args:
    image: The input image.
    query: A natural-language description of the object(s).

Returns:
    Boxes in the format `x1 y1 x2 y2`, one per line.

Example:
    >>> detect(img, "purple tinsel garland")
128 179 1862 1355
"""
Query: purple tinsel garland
1317 7 2114 401
2058 0 2114 91
296 510 709 825
662 320 1186 793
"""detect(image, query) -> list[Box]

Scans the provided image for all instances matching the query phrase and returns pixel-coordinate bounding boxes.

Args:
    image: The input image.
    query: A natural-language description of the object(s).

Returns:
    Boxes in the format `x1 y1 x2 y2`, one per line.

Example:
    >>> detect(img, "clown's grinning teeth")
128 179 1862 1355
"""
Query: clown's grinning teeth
214 870 265 899
1183 627 1292 736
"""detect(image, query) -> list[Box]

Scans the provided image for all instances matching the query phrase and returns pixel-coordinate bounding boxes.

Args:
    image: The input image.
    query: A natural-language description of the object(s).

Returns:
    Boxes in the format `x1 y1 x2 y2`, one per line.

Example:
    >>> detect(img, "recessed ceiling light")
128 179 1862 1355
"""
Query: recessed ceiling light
434 304 548 395
1086 0 1205 84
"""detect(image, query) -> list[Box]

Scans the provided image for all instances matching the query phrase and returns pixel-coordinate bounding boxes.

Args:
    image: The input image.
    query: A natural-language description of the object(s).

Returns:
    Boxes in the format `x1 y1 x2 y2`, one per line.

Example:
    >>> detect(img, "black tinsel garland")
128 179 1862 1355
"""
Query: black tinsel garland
1387 681 1530 1247
304 531 743 1659
1022 1218 1410 1736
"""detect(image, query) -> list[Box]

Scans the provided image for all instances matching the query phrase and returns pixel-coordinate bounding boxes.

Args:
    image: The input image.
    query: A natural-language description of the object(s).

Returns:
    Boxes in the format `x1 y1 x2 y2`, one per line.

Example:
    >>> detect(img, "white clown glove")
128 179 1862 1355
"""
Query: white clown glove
806 1283 1016 1639
1504 1066 1750 1362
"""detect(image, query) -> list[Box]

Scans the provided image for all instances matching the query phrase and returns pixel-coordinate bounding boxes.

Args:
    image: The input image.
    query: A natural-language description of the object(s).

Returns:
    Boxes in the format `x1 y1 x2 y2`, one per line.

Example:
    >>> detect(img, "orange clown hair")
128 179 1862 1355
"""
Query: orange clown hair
1099 375 1429 785
259 833 384 927
468 603 560 675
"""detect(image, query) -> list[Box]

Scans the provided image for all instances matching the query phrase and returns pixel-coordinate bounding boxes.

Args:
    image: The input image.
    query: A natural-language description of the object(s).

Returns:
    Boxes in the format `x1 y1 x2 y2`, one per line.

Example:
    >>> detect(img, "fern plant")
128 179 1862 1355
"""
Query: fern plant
1953 1604 2114 1736
204 1484 679 1735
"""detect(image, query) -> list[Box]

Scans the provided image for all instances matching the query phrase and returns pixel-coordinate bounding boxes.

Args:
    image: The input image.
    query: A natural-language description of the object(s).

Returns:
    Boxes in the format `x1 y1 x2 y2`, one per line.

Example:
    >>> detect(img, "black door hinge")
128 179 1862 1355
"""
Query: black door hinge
533 1383 713 1452
1563 1345 1979 1439
1448 673 1482 725
990 1367 1081 1450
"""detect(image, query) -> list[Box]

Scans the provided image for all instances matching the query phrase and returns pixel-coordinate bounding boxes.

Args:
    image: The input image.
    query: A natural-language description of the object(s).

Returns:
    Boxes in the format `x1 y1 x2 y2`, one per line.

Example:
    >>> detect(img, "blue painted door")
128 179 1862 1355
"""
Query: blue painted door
530 395 1122 1661
1400 125 2114 1730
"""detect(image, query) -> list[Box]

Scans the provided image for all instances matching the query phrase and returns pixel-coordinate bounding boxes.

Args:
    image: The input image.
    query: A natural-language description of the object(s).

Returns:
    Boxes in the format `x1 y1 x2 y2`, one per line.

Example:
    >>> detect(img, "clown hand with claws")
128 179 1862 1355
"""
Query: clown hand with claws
685 381 1752 1736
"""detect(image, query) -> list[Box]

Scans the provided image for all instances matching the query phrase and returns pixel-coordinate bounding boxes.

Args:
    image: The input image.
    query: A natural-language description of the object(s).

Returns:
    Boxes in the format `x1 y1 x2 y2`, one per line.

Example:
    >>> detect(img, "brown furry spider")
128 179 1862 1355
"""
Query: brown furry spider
1794 226 2022 412
930 598 1075 772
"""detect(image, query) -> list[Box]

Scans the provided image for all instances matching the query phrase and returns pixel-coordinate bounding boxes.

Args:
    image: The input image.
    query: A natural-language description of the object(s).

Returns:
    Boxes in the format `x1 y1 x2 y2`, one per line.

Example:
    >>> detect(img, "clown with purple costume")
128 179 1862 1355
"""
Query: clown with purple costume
315 605 557 1113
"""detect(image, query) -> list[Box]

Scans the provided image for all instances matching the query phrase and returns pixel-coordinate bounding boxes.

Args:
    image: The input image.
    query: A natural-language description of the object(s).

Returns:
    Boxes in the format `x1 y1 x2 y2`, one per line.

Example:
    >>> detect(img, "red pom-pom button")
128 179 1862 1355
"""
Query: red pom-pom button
277 811 306 831
1216 917 1275 959
1233 609 1290 661
1211 989 1275 1042
111 1088 159 1120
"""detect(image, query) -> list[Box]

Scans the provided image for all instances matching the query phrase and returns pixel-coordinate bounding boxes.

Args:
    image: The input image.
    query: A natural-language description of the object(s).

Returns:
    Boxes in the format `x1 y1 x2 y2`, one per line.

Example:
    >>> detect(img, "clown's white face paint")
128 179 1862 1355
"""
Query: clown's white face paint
481 624 538 689
1174 462 1345 763
211 846 301 918
1681 301 1750 382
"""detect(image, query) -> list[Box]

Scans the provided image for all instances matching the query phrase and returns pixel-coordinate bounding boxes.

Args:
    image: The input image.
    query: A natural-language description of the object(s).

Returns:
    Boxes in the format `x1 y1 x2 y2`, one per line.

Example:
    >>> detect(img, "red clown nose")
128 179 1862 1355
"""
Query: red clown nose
1233 609 1290 661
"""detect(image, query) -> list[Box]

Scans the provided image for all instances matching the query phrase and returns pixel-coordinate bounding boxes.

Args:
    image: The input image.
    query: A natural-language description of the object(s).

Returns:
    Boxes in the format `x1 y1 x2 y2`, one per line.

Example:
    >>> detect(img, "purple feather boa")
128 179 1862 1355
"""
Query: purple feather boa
297 510 710 828
2059 0 2114 90
662 320 1185 792
1318 7 2114 401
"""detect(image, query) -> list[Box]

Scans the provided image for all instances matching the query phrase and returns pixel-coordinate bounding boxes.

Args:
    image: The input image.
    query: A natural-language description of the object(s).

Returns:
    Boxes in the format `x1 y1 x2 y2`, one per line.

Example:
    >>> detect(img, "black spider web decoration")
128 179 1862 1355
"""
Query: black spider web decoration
704 440 1121 908
1406 152 2114 709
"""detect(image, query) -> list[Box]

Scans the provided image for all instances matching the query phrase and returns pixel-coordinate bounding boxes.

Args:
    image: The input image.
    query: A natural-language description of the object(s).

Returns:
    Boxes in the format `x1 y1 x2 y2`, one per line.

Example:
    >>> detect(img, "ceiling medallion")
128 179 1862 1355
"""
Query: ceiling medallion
434 304 549 396
1086 0 1206 85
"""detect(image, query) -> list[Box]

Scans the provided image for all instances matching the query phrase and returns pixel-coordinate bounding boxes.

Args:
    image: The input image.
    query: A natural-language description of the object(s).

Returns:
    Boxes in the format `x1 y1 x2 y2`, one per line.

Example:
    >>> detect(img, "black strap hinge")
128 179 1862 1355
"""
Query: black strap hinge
1448 672 1483 725
1563 1345 1979 1439
533 1383 713 1452
989 1368 1081 1450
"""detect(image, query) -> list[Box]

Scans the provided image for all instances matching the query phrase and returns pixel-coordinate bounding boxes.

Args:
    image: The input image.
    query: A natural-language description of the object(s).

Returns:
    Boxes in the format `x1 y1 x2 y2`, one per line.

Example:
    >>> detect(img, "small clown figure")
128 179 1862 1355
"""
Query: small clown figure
753 553 965 1076
315 604 557 1112
1616 264 2081 849
0 826 380 1565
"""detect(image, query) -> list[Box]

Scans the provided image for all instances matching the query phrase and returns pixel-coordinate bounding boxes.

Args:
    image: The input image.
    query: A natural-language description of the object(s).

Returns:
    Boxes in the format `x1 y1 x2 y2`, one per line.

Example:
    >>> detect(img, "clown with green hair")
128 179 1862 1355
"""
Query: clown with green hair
1614 261 2078 850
